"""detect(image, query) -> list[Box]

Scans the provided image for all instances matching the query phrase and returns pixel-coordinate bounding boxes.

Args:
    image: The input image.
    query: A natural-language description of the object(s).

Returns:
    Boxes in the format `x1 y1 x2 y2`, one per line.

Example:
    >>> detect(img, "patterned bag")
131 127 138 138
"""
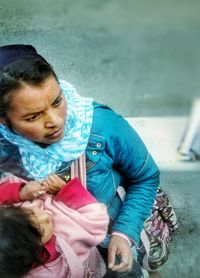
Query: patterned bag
143 188 178 270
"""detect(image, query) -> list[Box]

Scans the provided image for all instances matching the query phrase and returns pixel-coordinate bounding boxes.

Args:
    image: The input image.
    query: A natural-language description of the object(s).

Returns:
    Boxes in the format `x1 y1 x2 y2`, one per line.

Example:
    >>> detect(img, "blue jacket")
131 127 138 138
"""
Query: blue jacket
0 102 159 245
86 102 160 244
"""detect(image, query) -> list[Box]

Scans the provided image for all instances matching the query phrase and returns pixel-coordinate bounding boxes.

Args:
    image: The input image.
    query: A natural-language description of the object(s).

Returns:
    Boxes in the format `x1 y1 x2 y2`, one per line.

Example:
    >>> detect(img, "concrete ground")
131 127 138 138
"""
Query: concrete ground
129 117 200 278
0 1 200 277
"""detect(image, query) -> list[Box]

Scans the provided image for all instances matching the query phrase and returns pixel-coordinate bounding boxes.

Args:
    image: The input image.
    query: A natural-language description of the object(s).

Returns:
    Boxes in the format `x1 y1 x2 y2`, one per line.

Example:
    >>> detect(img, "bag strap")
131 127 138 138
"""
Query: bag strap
70 152 87 188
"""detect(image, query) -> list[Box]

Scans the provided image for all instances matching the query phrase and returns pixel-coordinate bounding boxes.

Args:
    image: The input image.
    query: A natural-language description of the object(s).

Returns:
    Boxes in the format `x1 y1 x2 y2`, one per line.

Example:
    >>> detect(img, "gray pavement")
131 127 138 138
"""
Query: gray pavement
130 117 200 277
0 1 200 277
1 0 200 116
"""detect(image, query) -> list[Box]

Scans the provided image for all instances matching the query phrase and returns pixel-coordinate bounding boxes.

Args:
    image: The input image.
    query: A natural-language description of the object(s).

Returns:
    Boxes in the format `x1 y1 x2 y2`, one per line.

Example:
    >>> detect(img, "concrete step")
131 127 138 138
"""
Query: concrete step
127 116 200 171
127 117 200 278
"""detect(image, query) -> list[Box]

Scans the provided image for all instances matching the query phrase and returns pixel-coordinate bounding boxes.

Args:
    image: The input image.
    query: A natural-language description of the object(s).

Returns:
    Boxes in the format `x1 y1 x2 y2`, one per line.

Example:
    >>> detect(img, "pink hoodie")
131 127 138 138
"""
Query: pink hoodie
0 177 109 278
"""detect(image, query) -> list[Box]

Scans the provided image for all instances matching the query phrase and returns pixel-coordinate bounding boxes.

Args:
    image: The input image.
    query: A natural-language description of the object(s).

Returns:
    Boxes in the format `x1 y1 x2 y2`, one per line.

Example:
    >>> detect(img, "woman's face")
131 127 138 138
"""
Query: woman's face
29 207 54 244
3 76 67 144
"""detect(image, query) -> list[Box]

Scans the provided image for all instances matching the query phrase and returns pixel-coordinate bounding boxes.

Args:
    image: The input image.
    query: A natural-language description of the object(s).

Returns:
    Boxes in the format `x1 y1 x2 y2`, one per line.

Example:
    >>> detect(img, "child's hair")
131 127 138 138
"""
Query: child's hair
0 44 58 117
0 206 46 278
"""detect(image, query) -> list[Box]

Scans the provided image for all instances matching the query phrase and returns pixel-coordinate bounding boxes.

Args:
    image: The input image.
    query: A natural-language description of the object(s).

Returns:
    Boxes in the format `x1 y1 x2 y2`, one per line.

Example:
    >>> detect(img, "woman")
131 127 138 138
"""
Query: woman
0 44 163 277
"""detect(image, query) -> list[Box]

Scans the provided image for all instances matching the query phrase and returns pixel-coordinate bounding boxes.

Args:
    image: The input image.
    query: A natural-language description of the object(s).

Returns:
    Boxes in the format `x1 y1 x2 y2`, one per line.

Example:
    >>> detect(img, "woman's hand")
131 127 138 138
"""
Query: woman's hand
41 174 66 194
108 235 133 272
19 181 46 201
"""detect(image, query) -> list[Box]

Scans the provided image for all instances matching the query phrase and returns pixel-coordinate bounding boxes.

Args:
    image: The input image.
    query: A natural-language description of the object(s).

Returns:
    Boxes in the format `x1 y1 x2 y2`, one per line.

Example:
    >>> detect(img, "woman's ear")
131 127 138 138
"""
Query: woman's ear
0 117 7 125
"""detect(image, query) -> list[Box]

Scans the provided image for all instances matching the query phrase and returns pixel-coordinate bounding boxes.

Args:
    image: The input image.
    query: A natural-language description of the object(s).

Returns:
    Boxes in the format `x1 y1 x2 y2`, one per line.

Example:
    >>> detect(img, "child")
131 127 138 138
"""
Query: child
0 44 161 277
0 173 109 277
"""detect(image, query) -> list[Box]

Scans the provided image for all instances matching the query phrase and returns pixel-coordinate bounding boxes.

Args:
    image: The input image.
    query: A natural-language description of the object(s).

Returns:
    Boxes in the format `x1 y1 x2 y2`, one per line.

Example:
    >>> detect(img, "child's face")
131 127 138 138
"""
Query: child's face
29 207 54 244
3 76 67 144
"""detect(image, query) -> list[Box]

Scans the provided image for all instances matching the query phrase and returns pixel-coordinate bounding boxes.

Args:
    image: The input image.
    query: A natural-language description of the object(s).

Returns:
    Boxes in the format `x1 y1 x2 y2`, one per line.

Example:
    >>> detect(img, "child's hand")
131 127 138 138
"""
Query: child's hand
19 181 47 201
41 174 66 194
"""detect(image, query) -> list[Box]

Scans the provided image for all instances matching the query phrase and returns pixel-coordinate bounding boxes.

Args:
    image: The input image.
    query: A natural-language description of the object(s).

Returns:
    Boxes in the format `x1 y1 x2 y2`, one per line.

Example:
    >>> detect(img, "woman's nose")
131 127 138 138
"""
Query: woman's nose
44 110 59 128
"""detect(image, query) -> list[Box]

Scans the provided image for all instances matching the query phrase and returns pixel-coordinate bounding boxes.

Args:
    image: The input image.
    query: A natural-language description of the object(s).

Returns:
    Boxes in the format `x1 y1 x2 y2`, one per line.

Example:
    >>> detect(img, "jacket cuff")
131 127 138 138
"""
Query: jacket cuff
111 231 135 247
55 177 97 209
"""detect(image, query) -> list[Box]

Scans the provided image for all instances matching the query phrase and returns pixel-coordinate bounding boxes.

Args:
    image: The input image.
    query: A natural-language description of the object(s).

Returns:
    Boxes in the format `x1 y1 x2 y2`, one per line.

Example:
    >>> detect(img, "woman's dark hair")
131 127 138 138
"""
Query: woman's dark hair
0 46 58 117
0 206 47 278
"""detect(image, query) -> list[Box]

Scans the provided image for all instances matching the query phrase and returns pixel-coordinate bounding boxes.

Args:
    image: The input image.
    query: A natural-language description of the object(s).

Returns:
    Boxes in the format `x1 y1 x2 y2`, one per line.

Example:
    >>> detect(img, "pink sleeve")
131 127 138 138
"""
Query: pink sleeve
55 178 97 209
0 182 22 204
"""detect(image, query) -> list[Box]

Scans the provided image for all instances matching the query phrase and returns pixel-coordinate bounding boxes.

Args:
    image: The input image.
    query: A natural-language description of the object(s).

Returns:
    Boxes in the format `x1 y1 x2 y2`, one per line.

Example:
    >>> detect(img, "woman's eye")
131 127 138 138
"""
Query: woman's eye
26 113 40 122
54 97 62 107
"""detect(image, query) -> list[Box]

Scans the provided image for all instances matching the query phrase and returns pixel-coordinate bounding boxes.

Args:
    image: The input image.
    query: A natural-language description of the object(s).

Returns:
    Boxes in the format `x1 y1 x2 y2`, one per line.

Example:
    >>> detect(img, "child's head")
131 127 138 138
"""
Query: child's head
0 206 50 277
0 44 66 144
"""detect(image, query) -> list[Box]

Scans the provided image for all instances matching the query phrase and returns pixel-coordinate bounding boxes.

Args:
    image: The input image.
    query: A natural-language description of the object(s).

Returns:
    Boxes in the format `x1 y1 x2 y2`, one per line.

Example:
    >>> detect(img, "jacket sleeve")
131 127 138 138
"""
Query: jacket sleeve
103 108 160 244
0 182 22 204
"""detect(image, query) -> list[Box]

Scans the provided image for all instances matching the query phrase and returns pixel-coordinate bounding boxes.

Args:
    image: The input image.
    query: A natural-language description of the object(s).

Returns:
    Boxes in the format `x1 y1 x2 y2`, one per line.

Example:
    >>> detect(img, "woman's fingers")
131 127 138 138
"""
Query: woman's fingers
108 244 117 269
110 246 132 272
108 235 133 272
112 252 133 272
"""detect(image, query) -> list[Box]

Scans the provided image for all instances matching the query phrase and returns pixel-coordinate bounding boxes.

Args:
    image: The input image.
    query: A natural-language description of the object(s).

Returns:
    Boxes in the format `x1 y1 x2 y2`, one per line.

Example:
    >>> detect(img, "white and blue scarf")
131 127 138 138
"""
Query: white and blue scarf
0 79 93 180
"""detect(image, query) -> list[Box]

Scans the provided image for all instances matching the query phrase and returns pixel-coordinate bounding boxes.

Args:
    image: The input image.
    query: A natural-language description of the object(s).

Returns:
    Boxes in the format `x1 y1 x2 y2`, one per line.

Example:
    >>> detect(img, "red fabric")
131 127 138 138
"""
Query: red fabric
0 182 22 204
55 177 97 209
43 235 59 263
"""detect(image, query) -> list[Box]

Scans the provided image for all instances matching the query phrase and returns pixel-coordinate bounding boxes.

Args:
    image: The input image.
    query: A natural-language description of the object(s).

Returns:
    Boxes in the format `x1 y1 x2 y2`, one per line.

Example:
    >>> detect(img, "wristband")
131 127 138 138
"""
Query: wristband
111 232 133 247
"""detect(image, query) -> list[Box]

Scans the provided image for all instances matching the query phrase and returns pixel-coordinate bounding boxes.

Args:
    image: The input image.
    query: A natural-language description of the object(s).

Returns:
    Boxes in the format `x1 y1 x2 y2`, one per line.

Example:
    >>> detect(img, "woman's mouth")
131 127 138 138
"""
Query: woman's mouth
46 128 63 139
